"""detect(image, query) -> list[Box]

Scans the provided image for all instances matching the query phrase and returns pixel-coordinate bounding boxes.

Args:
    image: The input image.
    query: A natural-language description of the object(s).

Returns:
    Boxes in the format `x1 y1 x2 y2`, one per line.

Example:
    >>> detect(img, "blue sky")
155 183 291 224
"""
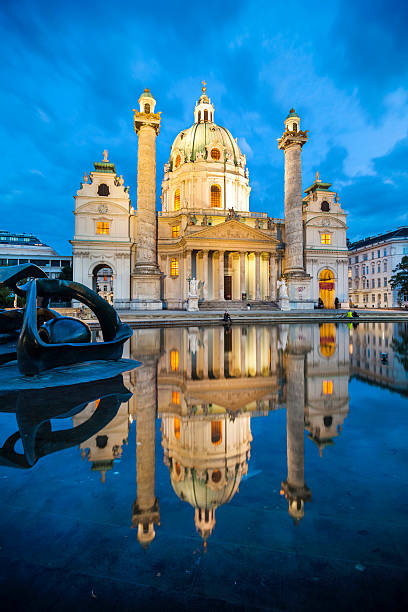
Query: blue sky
1 0 407 254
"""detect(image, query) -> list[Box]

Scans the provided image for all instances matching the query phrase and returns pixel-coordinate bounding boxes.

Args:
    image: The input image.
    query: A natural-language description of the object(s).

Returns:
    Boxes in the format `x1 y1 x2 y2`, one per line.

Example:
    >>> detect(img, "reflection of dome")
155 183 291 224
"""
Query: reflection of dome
171 465 243 509
170 122 242 165
162 413 252 541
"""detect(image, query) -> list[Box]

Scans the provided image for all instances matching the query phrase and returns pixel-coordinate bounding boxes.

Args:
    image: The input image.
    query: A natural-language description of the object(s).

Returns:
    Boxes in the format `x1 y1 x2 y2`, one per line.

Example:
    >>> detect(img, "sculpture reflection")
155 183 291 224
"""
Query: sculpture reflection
0 374 132 469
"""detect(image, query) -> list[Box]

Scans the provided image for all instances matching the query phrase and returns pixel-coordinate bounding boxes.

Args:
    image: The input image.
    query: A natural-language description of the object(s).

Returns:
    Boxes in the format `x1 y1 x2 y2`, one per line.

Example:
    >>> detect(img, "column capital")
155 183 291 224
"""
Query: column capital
133 111 161 135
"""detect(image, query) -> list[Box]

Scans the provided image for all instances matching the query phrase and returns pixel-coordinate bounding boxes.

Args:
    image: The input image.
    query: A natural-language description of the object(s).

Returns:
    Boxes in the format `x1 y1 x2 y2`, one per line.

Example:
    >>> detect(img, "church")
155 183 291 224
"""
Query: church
71 84 349 310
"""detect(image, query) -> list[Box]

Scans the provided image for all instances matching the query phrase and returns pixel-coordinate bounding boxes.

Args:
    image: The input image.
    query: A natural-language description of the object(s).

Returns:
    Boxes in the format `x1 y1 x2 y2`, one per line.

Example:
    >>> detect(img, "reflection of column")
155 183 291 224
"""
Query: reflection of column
202 251 208 301
240 252 246 300
218 251 224 300
131 349 160 548
256 327 261 375
281 351 311 523
255 252 261 300
270 254 276 301
219 326 224 377
203 328 208 379
240 328 246 376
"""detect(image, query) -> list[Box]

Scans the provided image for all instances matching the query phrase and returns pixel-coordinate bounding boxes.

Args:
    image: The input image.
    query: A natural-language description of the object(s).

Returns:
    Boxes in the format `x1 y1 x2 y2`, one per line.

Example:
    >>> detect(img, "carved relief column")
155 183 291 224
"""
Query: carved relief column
184 249 192 300
255 252 261 300
240 252 246 300
218 251 225 300
202 250 208 301
132 89 162 310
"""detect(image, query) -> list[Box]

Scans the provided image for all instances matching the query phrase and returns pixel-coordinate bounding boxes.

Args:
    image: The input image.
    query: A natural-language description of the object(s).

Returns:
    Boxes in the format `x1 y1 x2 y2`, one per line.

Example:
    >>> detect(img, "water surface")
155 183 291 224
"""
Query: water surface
1 322 408 611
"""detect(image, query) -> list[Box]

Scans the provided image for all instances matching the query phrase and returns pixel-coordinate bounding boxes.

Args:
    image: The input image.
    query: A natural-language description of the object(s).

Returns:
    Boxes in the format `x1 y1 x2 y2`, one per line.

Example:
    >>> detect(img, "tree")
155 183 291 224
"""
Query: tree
0 286 13 307
391 323 408 373
59 265 73 281
389 256 408 304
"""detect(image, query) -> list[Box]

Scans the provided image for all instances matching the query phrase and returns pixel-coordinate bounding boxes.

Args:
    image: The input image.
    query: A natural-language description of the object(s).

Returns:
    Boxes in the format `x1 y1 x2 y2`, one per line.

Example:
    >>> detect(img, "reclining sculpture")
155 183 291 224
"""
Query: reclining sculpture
0 264 132 376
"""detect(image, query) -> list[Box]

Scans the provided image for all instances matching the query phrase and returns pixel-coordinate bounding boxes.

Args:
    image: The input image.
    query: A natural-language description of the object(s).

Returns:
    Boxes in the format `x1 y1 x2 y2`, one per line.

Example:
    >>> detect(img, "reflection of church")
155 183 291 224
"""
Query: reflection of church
71 323 351 544
71 84 349 310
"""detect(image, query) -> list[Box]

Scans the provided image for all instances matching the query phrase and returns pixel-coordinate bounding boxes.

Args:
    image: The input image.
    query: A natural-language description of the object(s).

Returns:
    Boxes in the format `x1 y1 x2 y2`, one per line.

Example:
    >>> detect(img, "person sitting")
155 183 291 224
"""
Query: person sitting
223 311 232 323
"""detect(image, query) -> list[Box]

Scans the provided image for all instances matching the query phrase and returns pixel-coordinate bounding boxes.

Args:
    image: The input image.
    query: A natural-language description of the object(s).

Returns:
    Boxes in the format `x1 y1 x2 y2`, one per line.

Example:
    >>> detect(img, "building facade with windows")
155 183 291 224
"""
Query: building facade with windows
71 86 349 310
348 227 408 307
0 230 71 278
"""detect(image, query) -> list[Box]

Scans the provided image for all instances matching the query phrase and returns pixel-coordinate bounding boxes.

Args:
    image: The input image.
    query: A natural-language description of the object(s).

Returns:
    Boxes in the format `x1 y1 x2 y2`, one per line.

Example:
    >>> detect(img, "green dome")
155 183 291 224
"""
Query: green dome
170 121 242 165
286 108 299 119
140 88 154 99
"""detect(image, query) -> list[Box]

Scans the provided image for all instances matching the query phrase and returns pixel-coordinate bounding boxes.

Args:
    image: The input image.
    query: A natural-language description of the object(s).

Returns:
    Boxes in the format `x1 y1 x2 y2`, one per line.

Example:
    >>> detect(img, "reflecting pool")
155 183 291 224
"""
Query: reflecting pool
1 322 408 611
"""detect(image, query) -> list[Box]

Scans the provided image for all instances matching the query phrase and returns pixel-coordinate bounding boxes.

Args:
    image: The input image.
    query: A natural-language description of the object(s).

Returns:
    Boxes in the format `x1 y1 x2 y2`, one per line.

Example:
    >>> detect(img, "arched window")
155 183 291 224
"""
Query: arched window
174 189 180 210
170 258 179 277
321 201 330 212
96 222 109 235
97 183 109 196
211 421 222 445
210 184 221 208
170 349 179 371
175 155 181 168
174 417 180 439
211 148 221 160
172 390 180 405
212 470 222 483
204 109 208 122
144 103 150 113
198 111 201 123
292 123 297 132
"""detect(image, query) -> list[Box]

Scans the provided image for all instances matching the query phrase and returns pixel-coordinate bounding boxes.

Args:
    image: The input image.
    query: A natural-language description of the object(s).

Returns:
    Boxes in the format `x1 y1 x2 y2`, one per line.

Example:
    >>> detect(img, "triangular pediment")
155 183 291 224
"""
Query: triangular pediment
187 219 278 243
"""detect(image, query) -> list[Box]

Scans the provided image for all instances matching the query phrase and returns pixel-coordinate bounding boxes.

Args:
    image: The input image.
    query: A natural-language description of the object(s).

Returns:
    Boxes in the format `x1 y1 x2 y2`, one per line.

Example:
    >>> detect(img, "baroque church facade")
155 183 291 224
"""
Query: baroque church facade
71 85 349 310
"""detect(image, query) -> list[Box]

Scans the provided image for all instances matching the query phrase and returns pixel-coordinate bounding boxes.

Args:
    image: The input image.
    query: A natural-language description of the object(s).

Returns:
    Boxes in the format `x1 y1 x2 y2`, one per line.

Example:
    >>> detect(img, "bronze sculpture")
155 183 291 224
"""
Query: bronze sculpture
0 264 132 376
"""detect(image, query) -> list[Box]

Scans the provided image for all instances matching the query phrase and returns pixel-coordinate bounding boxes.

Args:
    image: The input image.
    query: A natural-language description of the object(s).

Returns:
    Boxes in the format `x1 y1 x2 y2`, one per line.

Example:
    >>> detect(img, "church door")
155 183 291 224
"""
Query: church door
224 276 232 300
319 269 335 309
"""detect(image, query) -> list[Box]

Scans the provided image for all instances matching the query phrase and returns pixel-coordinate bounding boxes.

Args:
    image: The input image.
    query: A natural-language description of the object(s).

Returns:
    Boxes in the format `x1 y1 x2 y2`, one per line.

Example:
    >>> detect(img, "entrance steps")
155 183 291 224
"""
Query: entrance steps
199 300 280 311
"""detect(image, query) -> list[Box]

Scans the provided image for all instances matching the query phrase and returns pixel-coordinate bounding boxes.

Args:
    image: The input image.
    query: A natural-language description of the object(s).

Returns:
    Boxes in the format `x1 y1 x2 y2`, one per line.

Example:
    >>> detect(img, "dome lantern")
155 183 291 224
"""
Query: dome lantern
138 88 156 114
284 108 301 133
194 81 215 124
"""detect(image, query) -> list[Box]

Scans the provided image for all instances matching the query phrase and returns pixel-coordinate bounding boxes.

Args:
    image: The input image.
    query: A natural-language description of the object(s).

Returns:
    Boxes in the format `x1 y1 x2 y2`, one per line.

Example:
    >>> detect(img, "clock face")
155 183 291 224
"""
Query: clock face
98 204 108 214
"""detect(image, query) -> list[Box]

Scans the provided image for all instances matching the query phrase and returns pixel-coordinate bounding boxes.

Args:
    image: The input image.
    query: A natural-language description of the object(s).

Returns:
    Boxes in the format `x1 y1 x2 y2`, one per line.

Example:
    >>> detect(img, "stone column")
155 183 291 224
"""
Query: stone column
255 252 261 300
131 89 162 310
277 111 307 277
202 251 208 301
256 327 261 375
240 329 246 377
240 252 246 300
218 251 224 300
269 254 276 301
203 328 208 379
185 250 192 299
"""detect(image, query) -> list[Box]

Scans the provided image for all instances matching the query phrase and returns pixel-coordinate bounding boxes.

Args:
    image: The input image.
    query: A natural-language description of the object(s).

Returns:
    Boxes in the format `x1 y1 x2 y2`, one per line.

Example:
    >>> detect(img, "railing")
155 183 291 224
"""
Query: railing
158 208 283 223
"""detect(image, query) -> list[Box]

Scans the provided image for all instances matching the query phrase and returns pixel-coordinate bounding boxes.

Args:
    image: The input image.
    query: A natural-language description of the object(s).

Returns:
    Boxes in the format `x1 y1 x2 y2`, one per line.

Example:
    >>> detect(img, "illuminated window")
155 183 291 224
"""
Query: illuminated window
174 417 180 439
211 148 221 160
321 233 331 245
172 390 180 405
211 420 222 445
172 225 180 238
170 349 179 371
212 470 222 483
174 189 180 210
210 184 221 208
175 155 181 168
323 380 333 395
170 258 179 277
175 462 181 475
96 222 109 235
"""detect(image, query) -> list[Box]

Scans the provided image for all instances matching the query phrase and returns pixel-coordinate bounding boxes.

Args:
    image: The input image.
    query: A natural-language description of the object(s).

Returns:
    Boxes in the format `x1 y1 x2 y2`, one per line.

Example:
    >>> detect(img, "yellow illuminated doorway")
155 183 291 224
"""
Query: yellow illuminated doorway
320 323 336 358
319 269 335 309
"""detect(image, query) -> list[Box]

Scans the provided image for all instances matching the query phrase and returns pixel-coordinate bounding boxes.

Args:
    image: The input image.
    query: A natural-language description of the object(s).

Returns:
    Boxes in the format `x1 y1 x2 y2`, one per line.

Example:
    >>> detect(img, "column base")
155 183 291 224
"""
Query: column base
113 299 130 310
286 274 314 310
131 271 163 310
